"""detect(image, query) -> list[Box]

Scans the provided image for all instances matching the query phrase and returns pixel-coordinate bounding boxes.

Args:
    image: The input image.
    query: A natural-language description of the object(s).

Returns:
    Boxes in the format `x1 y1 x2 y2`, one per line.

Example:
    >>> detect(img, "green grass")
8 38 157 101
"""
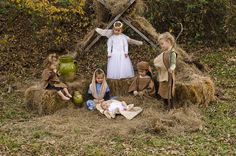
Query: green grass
0 92 33 124
199 49 236 87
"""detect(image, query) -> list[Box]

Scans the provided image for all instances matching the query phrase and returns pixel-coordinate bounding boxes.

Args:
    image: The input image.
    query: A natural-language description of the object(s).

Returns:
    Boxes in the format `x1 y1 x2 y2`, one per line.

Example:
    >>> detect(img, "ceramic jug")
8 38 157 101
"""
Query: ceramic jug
59 55 77 81
73 91 84 107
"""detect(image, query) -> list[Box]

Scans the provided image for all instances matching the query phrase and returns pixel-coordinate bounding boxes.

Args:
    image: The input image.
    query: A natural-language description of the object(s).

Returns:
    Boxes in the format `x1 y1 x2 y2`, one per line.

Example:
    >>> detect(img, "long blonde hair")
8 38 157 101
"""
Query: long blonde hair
43 53 59 68
158 32 176 49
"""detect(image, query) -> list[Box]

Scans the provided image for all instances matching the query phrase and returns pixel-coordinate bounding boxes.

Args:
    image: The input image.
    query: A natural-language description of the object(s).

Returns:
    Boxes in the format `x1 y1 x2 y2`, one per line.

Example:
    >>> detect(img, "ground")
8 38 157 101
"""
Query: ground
0 47 235 155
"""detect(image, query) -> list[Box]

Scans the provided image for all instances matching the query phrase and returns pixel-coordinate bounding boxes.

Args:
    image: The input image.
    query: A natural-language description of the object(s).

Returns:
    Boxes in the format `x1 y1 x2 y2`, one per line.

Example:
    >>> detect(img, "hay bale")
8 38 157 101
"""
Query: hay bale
93 0 145 23
107 79 133 96
131 0 146 16
129 15 160 43
175 75 215 106
173 48 215 106
106 0 129 16
24 85 69 115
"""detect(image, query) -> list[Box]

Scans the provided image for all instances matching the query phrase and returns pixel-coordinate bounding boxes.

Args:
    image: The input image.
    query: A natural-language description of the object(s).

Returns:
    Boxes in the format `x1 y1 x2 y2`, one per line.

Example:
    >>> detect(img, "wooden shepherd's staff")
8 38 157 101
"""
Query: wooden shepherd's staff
167 23 183 110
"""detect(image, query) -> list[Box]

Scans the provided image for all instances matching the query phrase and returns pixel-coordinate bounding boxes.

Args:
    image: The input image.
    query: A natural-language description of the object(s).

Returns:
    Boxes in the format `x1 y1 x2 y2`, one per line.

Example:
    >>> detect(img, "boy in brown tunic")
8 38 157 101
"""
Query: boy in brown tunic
154 32 177 109
128 61 156 98
41 53 72 101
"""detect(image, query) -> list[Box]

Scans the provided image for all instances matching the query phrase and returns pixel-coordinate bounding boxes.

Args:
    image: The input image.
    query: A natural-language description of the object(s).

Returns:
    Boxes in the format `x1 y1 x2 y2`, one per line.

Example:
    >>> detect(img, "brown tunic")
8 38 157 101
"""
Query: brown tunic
128 75 156 97
41 68 67 89
154 51 176 99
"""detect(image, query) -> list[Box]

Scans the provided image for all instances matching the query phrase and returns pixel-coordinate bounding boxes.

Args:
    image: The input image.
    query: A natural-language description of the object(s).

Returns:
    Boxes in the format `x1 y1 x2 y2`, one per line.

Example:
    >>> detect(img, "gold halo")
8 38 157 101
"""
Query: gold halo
113 21 123 29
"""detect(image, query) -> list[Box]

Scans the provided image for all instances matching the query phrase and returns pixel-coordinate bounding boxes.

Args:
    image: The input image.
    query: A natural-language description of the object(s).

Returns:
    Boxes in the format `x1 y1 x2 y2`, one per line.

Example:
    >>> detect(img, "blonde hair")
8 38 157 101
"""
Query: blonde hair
113 21 123 33
44 53 59 68
95 68 105 78
113 21 123 29
158 32 176 48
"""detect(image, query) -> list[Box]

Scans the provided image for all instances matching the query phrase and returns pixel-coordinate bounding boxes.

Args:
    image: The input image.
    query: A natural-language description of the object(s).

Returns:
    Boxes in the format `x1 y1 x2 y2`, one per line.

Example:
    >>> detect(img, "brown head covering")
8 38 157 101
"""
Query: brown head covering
137 61 149 70
137 61 153 77
90 68 108 100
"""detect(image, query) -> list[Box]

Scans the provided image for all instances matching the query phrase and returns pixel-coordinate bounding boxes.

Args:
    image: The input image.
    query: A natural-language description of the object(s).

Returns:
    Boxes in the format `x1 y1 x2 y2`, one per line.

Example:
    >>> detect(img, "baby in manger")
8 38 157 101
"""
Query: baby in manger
96 99 142 120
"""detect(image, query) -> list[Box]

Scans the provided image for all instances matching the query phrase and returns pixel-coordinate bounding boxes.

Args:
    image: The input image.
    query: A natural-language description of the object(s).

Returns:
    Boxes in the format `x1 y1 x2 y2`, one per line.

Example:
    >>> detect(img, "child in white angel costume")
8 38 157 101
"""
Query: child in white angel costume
96 21 143 80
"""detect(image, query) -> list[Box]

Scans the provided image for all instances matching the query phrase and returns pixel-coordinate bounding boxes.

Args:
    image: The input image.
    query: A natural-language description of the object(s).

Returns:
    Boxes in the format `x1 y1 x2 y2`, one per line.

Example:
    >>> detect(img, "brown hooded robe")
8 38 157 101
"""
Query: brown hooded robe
128 61 156 97
41 68 67 89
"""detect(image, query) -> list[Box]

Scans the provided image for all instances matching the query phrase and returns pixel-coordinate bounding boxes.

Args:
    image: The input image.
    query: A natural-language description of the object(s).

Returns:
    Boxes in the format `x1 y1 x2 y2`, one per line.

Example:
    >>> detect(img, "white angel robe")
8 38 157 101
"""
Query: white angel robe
107 34 134 79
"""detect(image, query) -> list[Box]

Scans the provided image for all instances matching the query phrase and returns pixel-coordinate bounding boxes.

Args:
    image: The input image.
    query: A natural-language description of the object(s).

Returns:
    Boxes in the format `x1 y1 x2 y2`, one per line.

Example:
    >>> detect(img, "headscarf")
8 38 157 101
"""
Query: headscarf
90 68 108 100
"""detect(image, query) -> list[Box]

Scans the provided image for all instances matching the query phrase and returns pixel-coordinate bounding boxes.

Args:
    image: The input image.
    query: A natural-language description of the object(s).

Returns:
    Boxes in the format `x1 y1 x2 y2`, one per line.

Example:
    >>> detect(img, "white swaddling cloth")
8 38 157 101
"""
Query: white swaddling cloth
108 100 126 112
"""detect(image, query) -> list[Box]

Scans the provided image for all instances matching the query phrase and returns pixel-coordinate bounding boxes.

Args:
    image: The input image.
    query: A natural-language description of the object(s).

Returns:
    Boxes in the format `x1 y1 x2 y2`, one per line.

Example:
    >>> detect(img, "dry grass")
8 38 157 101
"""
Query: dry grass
149 106 203 135
1 95 204 154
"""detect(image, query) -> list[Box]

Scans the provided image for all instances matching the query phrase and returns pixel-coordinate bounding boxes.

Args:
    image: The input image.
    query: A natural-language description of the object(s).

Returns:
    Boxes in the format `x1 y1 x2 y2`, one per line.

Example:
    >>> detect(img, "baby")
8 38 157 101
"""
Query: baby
100 100 134 119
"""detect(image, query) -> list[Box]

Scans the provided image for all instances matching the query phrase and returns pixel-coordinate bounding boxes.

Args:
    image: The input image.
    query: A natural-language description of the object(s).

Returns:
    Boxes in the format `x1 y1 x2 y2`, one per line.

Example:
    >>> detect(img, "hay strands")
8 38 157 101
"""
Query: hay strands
120 17 156 48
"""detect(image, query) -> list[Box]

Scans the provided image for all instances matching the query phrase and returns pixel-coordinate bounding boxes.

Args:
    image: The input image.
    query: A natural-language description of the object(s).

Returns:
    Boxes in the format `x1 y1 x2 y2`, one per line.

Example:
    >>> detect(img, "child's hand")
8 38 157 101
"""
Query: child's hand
125 54 128 58
168 68 174 73
138 91 144 96
57 70 61 76
53 69 57 73
99 99 104 103
133 91 138 96
94 99 99 103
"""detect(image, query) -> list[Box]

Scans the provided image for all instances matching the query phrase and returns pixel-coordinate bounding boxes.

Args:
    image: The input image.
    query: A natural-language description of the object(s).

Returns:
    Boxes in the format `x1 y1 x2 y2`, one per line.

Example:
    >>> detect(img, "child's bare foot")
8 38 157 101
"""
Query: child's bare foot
67 94 72 98
61 96 70 101
63 88 72 98
58 90 70 101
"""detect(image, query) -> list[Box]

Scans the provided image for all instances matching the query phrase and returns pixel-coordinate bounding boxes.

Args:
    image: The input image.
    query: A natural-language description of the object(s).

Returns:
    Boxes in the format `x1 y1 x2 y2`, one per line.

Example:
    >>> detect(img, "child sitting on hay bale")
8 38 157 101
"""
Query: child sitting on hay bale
128 61 156 98
86 68 111 110
154 32 177 109
41 53 72 101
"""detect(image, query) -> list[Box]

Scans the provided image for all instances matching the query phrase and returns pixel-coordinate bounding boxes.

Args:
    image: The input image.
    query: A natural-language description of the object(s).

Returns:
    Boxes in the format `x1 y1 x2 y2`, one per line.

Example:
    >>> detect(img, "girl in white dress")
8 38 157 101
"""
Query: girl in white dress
107 21 134 79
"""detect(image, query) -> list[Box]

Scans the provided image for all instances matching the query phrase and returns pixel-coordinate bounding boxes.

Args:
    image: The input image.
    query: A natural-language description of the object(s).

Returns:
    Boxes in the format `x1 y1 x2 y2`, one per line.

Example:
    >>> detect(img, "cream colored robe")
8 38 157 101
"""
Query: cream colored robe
154 51 176 99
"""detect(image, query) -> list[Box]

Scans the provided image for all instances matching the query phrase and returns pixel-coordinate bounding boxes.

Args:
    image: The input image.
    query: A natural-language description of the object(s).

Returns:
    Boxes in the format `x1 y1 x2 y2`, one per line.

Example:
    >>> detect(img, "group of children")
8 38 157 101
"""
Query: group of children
41 21 177 115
